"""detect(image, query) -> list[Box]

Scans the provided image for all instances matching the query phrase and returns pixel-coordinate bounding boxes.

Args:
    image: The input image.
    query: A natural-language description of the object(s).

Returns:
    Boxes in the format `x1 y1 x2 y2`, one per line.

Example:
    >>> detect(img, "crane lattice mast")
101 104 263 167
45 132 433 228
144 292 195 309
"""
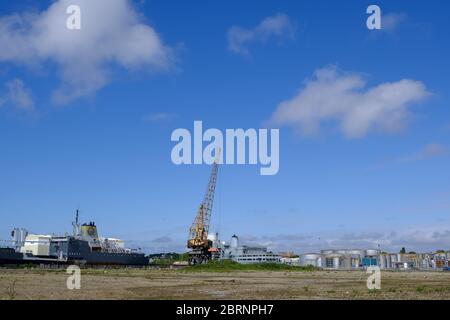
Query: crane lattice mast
188 153 220 247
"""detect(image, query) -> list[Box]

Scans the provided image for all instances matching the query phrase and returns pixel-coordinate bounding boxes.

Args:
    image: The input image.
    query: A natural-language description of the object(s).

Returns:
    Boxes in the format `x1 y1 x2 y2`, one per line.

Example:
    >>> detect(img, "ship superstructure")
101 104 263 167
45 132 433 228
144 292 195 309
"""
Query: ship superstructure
0 210 148 266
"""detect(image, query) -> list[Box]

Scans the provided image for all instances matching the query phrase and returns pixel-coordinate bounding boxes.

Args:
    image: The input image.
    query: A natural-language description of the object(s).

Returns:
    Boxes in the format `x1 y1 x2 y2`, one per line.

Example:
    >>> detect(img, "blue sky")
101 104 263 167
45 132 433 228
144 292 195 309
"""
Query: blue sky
0 0 449 253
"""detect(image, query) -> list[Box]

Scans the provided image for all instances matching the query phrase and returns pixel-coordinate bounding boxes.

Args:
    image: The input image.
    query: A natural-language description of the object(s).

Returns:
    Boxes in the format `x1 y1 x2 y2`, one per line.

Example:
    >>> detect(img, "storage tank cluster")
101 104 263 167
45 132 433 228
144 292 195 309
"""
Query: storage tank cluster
289 248 450 270
298 249 382 269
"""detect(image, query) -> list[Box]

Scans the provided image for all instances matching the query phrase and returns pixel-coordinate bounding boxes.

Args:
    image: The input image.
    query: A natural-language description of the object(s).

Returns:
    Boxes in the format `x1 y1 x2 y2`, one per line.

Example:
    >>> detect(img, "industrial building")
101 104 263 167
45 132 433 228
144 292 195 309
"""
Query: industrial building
209 234 280 264
281 248 450 270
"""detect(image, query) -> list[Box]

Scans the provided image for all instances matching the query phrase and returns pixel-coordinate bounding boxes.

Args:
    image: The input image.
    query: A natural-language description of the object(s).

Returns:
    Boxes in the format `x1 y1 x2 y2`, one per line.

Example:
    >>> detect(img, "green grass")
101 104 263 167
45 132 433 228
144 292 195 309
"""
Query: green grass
150 258 177 266
182 260 316 272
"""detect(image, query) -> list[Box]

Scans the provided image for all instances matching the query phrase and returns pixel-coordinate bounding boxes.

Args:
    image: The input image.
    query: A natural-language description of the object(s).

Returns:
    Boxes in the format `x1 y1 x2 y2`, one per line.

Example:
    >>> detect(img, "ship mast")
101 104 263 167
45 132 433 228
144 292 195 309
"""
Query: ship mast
72 209 80 237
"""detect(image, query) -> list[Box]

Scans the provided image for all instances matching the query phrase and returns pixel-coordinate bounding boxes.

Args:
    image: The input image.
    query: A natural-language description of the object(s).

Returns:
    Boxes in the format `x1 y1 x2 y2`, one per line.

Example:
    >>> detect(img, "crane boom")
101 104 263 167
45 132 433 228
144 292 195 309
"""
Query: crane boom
187 151 220 264
188 160 218 246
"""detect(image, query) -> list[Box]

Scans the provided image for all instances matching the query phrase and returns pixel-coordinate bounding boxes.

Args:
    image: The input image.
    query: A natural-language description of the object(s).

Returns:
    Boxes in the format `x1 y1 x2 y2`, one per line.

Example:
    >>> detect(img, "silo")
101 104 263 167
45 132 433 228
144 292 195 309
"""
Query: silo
230 235 239 249
390 254 398 263
385 254 392 269
366 249 380 257
300 254 322 267
333 256 341 269
347 250 365 267
346 255 361 268
379 254 386 269
317 256 323 268
347 249 365 258
341 256 353 269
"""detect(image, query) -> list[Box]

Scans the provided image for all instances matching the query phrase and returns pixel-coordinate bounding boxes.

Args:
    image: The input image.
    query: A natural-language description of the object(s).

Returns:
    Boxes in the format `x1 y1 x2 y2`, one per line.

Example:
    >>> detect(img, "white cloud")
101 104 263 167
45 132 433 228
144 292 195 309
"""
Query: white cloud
270 66 430 138
3 78 35 111
227 13 294 55
0 0 173 105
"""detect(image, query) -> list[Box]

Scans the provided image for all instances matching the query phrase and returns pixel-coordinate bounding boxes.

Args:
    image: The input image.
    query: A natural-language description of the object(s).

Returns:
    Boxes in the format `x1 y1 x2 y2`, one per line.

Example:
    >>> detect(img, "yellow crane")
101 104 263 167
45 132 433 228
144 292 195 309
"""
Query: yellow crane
187 151 220 265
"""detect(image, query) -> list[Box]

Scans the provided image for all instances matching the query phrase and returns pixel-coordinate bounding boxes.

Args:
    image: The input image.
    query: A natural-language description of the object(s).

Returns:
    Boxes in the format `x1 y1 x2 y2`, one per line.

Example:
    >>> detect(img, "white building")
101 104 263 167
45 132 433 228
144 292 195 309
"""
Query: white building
217 235 280 264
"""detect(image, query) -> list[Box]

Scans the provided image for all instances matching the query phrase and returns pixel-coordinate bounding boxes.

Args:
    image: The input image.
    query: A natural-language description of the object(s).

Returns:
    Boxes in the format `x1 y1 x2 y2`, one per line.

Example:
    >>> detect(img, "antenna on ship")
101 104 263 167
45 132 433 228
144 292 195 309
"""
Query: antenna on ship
72 209 80 237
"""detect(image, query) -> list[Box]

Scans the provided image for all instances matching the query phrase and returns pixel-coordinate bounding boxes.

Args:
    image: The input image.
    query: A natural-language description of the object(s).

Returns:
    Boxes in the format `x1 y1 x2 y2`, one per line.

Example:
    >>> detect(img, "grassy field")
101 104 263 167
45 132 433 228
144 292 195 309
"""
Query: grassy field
1 267 450 300
184 260 316 272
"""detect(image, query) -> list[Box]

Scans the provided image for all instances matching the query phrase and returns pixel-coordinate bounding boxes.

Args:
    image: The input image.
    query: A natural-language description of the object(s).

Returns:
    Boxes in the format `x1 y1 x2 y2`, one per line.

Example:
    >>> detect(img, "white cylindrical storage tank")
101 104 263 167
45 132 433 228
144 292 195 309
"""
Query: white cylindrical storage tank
324 254 342 268
341 256 352 269
230 235 239 249
366 249 380 257
379 255 386 269
321 250 334 255
347 249 365 258
348 255 360 268
317 257 322 268
386 254 392 269
333 256 340 269
300 254 321 267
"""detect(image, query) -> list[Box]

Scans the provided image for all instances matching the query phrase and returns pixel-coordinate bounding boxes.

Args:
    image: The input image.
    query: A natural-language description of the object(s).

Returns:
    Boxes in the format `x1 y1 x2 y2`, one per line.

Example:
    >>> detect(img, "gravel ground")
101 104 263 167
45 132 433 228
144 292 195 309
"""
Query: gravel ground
0 268 449 300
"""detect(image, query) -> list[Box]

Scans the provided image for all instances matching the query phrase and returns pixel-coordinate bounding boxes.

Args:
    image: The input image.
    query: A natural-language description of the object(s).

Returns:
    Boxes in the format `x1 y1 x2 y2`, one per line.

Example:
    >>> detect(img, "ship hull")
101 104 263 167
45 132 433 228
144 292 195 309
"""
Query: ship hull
0 239 148 266
0 248 25 265
67 238 148 266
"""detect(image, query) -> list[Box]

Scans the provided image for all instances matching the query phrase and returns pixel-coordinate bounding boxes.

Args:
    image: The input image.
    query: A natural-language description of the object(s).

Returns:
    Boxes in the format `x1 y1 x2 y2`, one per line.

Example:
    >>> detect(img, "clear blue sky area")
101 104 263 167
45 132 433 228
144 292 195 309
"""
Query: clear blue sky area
0 0 449 253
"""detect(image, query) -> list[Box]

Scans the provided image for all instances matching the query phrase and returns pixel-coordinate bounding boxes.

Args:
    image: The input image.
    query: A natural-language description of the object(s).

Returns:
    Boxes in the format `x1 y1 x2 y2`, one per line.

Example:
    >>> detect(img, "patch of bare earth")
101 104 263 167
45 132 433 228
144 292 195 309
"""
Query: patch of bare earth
0 269 449 300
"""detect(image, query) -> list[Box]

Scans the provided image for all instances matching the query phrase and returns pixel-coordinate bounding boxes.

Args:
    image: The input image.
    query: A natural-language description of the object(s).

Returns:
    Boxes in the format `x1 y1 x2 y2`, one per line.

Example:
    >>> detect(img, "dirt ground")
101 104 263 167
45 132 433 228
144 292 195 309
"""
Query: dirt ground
0 268 449 300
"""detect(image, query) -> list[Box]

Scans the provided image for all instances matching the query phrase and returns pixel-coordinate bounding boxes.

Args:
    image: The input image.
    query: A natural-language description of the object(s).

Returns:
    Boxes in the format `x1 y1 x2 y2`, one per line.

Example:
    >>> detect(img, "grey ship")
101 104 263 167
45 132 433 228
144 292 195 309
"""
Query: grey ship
0 211 149 266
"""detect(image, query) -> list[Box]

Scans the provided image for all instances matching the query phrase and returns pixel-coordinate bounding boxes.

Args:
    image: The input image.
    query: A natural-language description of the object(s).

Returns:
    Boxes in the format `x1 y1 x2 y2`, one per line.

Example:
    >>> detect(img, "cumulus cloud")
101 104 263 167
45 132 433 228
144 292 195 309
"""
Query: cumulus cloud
269 66 430 138
1 78 35 111
227 13 294 55
0 0 173 105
